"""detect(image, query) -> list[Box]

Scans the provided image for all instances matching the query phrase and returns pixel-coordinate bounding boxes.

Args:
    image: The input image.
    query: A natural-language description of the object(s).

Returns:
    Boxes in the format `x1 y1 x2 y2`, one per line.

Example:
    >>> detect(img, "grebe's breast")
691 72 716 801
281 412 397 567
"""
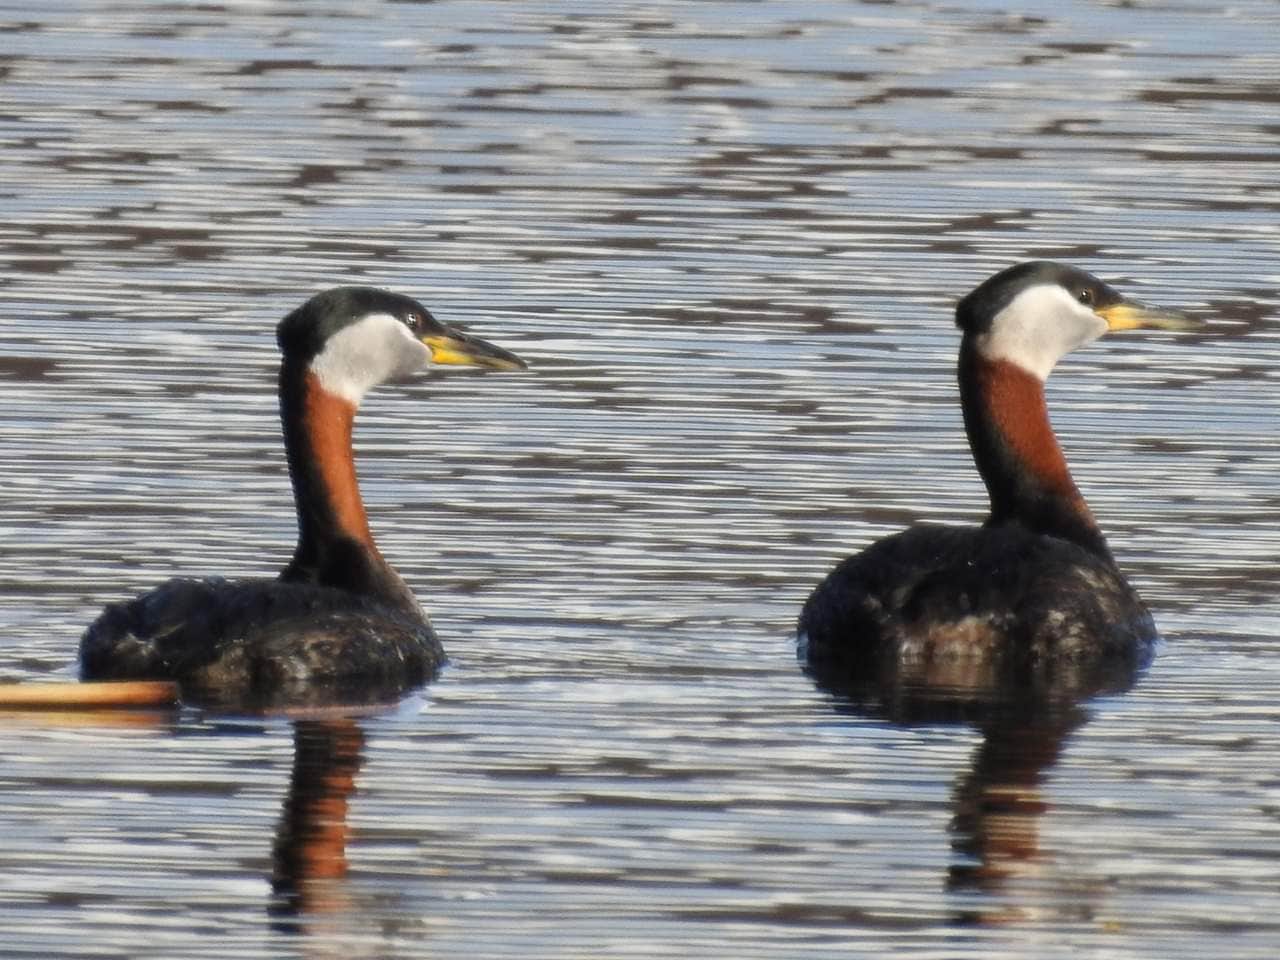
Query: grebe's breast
80 577 443 710
798 523 1156 684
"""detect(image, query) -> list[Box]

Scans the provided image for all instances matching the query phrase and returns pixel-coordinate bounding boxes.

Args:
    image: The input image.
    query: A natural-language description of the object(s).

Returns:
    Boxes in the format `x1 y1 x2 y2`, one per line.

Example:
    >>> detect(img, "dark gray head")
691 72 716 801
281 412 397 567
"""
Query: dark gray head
276 286 526 403
277 287 444 362
954 261 1191 380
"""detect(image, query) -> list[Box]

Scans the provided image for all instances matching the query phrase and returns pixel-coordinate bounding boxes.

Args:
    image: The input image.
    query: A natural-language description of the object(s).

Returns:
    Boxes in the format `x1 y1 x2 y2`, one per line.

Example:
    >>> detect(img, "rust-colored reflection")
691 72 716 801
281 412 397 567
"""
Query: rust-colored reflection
269 718 366 925
806 649 1138 929
946 708 1084 926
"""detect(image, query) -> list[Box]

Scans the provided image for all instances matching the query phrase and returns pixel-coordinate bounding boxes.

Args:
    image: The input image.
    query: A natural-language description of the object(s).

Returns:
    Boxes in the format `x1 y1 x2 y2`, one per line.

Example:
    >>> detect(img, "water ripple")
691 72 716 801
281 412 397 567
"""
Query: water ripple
1 1 1278 957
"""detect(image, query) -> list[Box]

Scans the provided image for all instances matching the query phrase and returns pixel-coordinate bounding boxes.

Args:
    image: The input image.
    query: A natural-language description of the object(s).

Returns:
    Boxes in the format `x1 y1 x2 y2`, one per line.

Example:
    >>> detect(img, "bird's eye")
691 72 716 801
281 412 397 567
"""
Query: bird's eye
1077 288 1094 306
404 313 423 332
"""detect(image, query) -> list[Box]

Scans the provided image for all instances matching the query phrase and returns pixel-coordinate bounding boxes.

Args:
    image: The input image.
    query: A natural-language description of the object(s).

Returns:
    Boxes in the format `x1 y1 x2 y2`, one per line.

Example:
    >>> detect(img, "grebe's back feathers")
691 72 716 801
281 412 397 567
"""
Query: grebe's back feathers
798 523 1155 672
82 576 441 709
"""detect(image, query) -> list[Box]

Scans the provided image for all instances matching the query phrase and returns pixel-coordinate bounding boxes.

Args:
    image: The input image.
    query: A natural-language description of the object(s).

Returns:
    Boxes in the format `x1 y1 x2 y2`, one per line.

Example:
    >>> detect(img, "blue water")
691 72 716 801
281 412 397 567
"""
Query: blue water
1 1 1278 957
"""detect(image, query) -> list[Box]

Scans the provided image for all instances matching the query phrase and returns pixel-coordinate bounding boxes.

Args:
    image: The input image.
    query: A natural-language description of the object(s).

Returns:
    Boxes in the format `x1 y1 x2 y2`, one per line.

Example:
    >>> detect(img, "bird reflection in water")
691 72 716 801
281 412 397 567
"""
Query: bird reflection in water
805 647 1143 929
946 704 1085 927
269 718 366 931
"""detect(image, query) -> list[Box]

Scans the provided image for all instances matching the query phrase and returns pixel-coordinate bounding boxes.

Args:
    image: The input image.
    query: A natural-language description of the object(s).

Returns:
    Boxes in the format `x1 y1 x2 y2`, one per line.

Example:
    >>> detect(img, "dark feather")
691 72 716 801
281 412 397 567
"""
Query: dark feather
80 577 444 710
797 524 1155 702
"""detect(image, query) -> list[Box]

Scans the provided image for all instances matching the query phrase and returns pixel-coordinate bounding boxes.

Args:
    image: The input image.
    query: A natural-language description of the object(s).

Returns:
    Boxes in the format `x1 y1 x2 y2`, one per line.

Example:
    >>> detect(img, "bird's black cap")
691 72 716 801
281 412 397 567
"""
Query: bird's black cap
955 261 1124 335
276 286 441 362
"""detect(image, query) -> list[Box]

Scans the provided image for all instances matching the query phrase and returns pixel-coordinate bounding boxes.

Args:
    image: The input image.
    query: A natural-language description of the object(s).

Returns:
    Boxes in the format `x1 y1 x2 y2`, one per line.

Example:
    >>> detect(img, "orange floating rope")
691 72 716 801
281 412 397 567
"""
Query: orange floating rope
0 680 180 709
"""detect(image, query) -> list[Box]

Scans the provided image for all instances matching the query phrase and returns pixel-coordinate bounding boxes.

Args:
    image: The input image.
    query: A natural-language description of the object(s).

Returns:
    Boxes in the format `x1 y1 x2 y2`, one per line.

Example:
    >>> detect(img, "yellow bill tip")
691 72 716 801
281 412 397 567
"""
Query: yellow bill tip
423 332 527 371
1098 300 1198 333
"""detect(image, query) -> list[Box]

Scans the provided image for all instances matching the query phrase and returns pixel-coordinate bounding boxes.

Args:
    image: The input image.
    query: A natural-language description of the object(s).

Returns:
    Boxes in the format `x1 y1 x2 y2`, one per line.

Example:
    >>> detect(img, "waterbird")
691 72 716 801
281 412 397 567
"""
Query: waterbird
80 286 526 709
797 261 1195 694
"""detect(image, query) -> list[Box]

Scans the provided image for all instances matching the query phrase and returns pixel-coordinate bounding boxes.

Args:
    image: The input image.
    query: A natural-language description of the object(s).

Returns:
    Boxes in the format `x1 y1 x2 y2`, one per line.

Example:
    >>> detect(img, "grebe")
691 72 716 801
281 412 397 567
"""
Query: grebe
798 261 1194 689
80 286 526 708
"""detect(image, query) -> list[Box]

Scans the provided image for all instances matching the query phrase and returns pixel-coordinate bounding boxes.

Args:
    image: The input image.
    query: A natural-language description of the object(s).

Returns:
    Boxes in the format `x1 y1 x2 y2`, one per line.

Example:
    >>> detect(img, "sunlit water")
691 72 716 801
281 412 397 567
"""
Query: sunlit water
1 1 1279 957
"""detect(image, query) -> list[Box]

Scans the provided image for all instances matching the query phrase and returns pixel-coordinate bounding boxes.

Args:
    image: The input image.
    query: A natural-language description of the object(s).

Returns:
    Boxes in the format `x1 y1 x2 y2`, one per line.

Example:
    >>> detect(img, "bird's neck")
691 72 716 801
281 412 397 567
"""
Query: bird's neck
958 342 1111 559
277 363 417 609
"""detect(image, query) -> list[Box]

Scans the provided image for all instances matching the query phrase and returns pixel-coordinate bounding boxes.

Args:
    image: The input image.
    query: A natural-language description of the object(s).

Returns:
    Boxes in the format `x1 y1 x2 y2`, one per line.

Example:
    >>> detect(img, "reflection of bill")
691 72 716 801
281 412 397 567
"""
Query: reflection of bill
270 719 365 925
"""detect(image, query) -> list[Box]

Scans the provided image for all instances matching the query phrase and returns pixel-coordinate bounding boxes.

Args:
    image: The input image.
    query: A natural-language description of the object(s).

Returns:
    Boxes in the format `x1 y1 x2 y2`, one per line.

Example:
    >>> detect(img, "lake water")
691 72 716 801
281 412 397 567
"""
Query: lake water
1 1 1279 957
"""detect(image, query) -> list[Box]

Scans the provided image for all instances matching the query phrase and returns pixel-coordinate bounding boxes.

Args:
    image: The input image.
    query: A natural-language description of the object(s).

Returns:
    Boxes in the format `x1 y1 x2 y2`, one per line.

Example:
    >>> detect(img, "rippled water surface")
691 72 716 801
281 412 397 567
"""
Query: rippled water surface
2 1 1279 957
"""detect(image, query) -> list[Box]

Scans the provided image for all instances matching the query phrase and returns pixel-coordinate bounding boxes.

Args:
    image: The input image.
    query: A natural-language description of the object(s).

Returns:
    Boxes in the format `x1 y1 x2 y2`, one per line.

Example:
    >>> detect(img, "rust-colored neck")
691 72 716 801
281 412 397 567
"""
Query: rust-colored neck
298 372 373 549
277 364 384 590
275 362 421 614
959 344 1110 559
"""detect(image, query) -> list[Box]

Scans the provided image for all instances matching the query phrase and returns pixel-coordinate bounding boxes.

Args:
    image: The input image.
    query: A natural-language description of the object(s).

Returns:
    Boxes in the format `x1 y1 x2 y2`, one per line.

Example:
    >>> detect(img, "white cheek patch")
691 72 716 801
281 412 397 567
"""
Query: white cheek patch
974 284 1107 381
309 312 430 404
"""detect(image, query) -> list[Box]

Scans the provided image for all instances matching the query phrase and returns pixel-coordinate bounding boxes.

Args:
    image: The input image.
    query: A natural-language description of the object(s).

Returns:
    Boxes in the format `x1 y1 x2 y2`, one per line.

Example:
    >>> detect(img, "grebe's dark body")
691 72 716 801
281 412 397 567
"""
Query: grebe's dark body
82 577 440 708
80 286 525 709
800 523 1155 702
798 262 1193 693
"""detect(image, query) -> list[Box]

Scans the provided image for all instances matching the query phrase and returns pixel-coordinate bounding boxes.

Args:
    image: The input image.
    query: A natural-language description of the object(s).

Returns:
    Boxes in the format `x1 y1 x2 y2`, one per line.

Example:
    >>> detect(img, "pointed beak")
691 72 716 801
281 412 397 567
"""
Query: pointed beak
1096 300 1198 333
422 329 528 371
